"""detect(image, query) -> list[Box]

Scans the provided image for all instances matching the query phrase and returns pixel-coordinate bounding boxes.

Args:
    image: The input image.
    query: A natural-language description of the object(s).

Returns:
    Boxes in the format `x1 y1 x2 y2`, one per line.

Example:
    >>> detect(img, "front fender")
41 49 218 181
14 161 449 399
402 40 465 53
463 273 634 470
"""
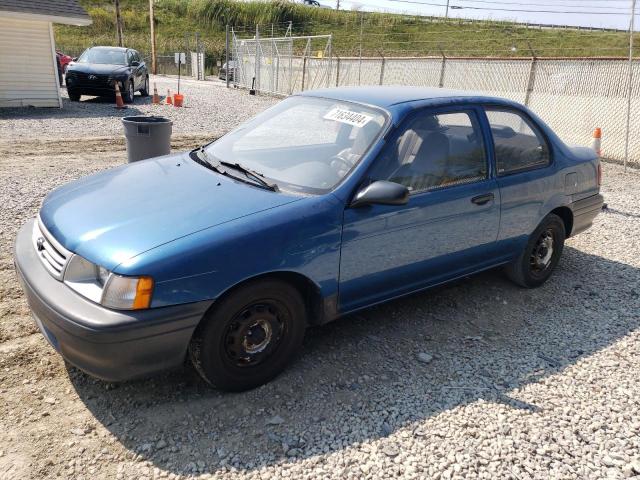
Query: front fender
115 194 345 308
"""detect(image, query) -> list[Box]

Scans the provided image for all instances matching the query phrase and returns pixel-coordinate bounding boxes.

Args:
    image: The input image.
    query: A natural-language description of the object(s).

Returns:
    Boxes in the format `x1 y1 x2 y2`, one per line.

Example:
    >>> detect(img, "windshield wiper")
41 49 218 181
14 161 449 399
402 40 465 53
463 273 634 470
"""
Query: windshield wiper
191 147 278 192
191 146 220 172
218 161 279 192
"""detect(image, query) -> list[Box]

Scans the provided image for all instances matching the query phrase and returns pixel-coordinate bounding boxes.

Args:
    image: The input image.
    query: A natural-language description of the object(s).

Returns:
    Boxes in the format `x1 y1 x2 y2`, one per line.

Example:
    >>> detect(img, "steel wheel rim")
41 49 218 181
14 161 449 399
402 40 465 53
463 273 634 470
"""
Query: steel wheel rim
222 301 287 368
129 82 134 100
530 228 554 275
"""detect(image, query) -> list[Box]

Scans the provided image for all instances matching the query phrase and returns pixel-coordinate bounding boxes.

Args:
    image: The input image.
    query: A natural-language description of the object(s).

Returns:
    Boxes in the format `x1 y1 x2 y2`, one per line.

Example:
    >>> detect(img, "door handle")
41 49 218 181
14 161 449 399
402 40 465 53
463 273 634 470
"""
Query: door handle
471 193 494 205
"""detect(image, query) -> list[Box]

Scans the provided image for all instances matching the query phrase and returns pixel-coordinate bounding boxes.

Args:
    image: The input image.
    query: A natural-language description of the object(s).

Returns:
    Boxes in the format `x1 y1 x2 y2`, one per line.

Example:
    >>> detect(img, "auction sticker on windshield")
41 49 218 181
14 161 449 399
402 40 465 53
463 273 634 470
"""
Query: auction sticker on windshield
324 108 373 128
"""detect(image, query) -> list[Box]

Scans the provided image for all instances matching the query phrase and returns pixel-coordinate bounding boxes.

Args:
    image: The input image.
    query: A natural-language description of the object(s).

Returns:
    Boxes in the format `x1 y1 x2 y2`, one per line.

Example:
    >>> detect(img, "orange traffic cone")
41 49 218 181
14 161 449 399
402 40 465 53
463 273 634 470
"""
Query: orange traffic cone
114 82 126 109
152 83 160 105
166 89 173 105
591 128 602 157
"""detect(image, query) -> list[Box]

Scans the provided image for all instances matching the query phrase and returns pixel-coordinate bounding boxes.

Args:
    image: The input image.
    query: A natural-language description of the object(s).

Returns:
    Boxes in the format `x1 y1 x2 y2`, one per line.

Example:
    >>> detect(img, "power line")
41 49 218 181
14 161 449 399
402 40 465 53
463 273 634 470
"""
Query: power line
450 4 636 15
452 0 636 10
381 0 637 15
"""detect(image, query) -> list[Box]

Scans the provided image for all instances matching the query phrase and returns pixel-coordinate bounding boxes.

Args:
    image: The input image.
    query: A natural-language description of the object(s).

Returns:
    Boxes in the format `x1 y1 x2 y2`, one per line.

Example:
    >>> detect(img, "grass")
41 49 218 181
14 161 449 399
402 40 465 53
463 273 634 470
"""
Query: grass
55 0 636 61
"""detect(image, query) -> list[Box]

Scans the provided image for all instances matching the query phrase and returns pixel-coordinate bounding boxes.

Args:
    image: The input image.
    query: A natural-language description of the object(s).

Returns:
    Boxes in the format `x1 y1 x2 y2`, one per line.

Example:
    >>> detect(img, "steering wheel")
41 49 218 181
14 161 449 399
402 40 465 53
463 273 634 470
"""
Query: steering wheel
329 148 357 176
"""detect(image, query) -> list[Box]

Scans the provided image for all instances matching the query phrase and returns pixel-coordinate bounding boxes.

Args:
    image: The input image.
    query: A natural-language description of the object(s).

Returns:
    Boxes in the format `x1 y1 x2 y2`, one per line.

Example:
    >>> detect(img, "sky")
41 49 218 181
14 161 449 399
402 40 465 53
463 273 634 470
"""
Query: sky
328 0 637 31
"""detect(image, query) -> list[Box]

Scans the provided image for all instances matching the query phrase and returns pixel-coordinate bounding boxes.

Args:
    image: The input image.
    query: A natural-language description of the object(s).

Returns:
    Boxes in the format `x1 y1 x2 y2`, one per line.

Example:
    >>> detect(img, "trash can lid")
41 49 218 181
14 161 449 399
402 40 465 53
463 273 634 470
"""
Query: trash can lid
122 116 172 124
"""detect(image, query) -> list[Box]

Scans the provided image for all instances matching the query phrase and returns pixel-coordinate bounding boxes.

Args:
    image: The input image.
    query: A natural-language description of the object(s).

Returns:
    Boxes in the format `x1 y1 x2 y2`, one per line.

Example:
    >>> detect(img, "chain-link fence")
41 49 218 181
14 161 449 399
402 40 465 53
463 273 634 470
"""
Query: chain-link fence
230 25 639 167
231 28 332 95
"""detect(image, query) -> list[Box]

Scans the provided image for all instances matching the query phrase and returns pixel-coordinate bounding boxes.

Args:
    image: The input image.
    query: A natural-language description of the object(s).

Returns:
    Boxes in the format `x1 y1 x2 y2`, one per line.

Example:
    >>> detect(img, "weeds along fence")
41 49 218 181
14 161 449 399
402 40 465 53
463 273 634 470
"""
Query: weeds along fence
230 31 639 166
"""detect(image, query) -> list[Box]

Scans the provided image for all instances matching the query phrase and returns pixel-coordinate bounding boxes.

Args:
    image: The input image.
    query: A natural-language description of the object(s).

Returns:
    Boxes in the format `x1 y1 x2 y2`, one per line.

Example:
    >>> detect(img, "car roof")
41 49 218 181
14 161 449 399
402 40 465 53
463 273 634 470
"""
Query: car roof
299 86 515 109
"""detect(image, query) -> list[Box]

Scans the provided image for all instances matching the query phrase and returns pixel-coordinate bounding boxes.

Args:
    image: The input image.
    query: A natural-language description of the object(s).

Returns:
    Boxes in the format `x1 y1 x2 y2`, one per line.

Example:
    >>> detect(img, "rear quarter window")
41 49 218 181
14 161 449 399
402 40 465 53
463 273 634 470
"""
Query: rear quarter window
485 109 551 176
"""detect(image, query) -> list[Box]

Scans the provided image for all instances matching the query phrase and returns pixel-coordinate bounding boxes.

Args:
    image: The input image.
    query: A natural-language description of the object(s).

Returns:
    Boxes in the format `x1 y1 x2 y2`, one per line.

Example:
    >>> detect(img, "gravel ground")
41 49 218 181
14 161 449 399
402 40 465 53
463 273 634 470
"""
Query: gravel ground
0 76 278 140
1 86 640 479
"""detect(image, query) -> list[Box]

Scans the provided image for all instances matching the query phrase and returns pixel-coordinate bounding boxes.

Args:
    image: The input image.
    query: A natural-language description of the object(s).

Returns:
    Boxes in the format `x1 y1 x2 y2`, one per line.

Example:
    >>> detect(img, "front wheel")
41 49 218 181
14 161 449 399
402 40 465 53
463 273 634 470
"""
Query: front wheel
122 80 135 103
189 279 307 391
67 90 81 101
139 76 149 96
505 213 566 288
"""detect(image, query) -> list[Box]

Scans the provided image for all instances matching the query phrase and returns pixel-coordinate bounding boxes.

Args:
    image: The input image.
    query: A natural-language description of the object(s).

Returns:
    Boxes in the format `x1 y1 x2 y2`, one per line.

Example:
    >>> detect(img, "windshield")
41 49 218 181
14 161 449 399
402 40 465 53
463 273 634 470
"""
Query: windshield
203 96 386 194
77 48 127 65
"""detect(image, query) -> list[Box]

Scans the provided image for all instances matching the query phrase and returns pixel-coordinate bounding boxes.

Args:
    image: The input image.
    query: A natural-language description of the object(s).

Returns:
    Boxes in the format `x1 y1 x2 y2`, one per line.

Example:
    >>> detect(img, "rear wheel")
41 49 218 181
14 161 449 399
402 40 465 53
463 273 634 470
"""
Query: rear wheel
189 279 307 391
67 90 81 101
505 213 565 288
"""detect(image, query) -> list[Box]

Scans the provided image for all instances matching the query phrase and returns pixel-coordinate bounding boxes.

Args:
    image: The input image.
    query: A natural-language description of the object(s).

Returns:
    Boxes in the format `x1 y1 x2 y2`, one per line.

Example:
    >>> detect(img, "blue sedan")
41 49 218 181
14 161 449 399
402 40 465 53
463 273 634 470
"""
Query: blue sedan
14 87 603 391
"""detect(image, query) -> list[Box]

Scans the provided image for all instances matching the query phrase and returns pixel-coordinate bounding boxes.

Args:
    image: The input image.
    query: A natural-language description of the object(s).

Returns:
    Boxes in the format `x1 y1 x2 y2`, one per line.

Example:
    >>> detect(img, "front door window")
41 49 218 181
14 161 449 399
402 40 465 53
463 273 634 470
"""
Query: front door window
371 111 487 192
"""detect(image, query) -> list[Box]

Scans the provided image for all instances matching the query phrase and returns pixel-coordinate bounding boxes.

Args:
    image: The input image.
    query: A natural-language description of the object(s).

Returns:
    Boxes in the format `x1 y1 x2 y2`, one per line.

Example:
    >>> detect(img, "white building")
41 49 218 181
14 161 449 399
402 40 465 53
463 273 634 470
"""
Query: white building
0 0 91 108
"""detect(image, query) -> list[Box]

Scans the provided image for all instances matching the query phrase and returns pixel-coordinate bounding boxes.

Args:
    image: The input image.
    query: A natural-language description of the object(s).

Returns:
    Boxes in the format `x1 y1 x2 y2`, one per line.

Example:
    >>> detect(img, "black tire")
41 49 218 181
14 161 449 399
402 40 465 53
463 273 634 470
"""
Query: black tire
122 80 135 103
139 76 149 96
68 90 81 101
505 213 565 288
189 279 307 391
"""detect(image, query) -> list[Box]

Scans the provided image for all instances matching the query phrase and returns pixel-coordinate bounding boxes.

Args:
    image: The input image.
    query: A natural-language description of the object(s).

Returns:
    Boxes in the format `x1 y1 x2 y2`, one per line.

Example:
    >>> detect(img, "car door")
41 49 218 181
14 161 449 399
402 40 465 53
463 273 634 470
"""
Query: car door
131 51 144 89
338 106 502 313
483 108 555 249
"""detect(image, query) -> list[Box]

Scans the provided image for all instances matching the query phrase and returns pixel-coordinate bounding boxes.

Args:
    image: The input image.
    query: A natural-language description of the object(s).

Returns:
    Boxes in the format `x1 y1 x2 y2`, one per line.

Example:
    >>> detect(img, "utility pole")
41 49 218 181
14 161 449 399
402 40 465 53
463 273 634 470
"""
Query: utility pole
445 0 450 18
114 0 124 47
358 13 364 85
336 0 340 10
149 0 157 74
624 0 636 171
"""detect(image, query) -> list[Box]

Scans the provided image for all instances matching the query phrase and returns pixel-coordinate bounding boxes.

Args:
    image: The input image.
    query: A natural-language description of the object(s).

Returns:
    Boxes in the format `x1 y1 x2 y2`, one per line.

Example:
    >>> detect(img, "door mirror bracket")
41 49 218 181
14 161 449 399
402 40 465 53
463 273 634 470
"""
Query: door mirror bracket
350 181 410 208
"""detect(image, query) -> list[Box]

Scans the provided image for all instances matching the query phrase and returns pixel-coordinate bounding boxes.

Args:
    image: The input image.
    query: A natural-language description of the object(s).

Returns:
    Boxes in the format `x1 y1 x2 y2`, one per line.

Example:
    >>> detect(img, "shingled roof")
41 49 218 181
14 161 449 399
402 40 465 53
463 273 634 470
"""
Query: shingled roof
0 0 91 25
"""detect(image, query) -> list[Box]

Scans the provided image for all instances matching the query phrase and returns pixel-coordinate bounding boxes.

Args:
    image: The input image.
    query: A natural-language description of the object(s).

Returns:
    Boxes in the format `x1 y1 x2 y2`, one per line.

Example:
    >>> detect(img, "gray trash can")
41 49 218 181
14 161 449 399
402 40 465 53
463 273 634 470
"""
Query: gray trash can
122 116 173 163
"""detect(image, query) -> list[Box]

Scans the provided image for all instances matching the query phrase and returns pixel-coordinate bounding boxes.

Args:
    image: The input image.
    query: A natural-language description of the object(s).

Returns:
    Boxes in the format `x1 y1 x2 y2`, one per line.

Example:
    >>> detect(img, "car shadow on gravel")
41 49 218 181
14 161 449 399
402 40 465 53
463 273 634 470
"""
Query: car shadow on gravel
66 246 640 477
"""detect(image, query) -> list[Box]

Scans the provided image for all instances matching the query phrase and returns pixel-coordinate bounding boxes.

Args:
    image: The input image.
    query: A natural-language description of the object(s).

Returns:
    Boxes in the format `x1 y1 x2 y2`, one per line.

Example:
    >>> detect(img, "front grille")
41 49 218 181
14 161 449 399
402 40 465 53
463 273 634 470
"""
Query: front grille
69 72 113 88
32 218 71 280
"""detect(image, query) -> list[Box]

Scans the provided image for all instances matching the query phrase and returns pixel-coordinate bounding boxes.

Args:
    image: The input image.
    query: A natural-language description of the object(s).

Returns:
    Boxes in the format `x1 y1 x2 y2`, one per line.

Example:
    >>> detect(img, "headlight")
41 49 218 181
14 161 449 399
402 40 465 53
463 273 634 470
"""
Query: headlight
63 254 154 310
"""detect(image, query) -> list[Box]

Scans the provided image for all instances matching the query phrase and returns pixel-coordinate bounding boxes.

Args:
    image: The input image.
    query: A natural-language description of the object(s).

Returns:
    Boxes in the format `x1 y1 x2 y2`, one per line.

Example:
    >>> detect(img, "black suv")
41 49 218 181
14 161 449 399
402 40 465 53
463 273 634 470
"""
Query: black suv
65 46 149 103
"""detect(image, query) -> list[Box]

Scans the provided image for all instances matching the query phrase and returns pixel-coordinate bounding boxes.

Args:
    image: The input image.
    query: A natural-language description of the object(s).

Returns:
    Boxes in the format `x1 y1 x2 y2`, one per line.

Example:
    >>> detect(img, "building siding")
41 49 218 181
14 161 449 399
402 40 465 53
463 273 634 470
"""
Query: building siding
0 17 60 107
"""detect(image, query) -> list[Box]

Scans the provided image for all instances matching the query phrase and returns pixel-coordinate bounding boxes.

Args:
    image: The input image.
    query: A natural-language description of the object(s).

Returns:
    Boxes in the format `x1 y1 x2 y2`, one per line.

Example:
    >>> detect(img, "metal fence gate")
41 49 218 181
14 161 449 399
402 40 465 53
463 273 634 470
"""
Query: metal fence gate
231 28 332 95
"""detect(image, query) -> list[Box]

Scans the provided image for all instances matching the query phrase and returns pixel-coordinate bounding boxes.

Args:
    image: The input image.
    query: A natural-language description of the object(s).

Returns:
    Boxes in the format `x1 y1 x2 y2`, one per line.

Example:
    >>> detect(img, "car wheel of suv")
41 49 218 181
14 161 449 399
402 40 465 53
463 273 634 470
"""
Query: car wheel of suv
189 279 307 391
68 90 81 101
505 213 565 288
122 80 135 103
140 76 149 96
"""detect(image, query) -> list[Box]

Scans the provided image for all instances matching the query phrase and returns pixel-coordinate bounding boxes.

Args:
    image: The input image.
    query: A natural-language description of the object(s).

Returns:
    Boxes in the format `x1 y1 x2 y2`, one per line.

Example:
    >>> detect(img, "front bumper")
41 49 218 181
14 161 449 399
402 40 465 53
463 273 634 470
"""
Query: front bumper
14 220 212 382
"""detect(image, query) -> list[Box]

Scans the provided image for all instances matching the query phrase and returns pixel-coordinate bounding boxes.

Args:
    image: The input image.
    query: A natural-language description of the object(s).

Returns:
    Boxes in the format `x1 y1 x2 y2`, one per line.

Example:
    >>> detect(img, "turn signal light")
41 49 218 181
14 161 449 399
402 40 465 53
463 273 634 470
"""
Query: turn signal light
133 276 154 310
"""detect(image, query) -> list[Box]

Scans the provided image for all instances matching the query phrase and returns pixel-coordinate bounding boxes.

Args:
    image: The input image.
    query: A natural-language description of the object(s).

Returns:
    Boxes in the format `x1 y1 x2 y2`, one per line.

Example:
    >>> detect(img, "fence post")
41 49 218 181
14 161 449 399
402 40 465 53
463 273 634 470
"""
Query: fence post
438 54 446 88
327 34 333 89
335 56 340 86
254 24 260 93
624 0 637 171
302 56 307 91
379 55 385 85
524 57 537 107
225 25 230 88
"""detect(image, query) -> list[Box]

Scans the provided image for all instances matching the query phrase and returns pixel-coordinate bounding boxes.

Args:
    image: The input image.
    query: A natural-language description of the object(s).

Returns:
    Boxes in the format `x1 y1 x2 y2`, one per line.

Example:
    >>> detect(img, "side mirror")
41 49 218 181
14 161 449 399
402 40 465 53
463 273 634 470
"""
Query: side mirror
131 61 140 67
72 57 77 62
350 180 409 208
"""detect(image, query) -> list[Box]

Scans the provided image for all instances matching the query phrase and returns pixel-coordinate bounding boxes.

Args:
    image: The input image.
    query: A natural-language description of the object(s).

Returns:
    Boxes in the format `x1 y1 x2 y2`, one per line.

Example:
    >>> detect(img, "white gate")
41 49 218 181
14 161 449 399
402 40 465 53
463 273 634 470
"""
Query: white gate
231 29 332 95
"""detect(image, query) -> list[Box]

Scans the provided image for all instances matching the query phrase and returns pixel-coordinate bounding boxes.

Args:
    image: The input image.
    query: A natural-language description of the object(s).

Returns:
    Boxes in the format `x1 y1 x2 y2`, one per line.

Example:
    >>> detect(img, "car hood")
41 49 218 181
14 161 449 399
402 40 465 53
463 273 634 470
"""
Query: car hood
39 153 301 271
67 63 130 75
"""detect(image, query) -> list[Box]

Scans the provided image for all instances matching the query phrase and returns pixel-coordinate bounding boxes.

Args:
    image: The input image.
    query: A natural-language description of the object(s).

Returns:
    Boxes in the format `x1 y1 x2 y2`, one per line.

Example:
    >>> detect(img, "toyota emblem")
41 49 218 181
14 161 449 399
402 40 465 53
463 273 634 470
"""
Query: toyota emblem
88 75 97 80
36 237 45 251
